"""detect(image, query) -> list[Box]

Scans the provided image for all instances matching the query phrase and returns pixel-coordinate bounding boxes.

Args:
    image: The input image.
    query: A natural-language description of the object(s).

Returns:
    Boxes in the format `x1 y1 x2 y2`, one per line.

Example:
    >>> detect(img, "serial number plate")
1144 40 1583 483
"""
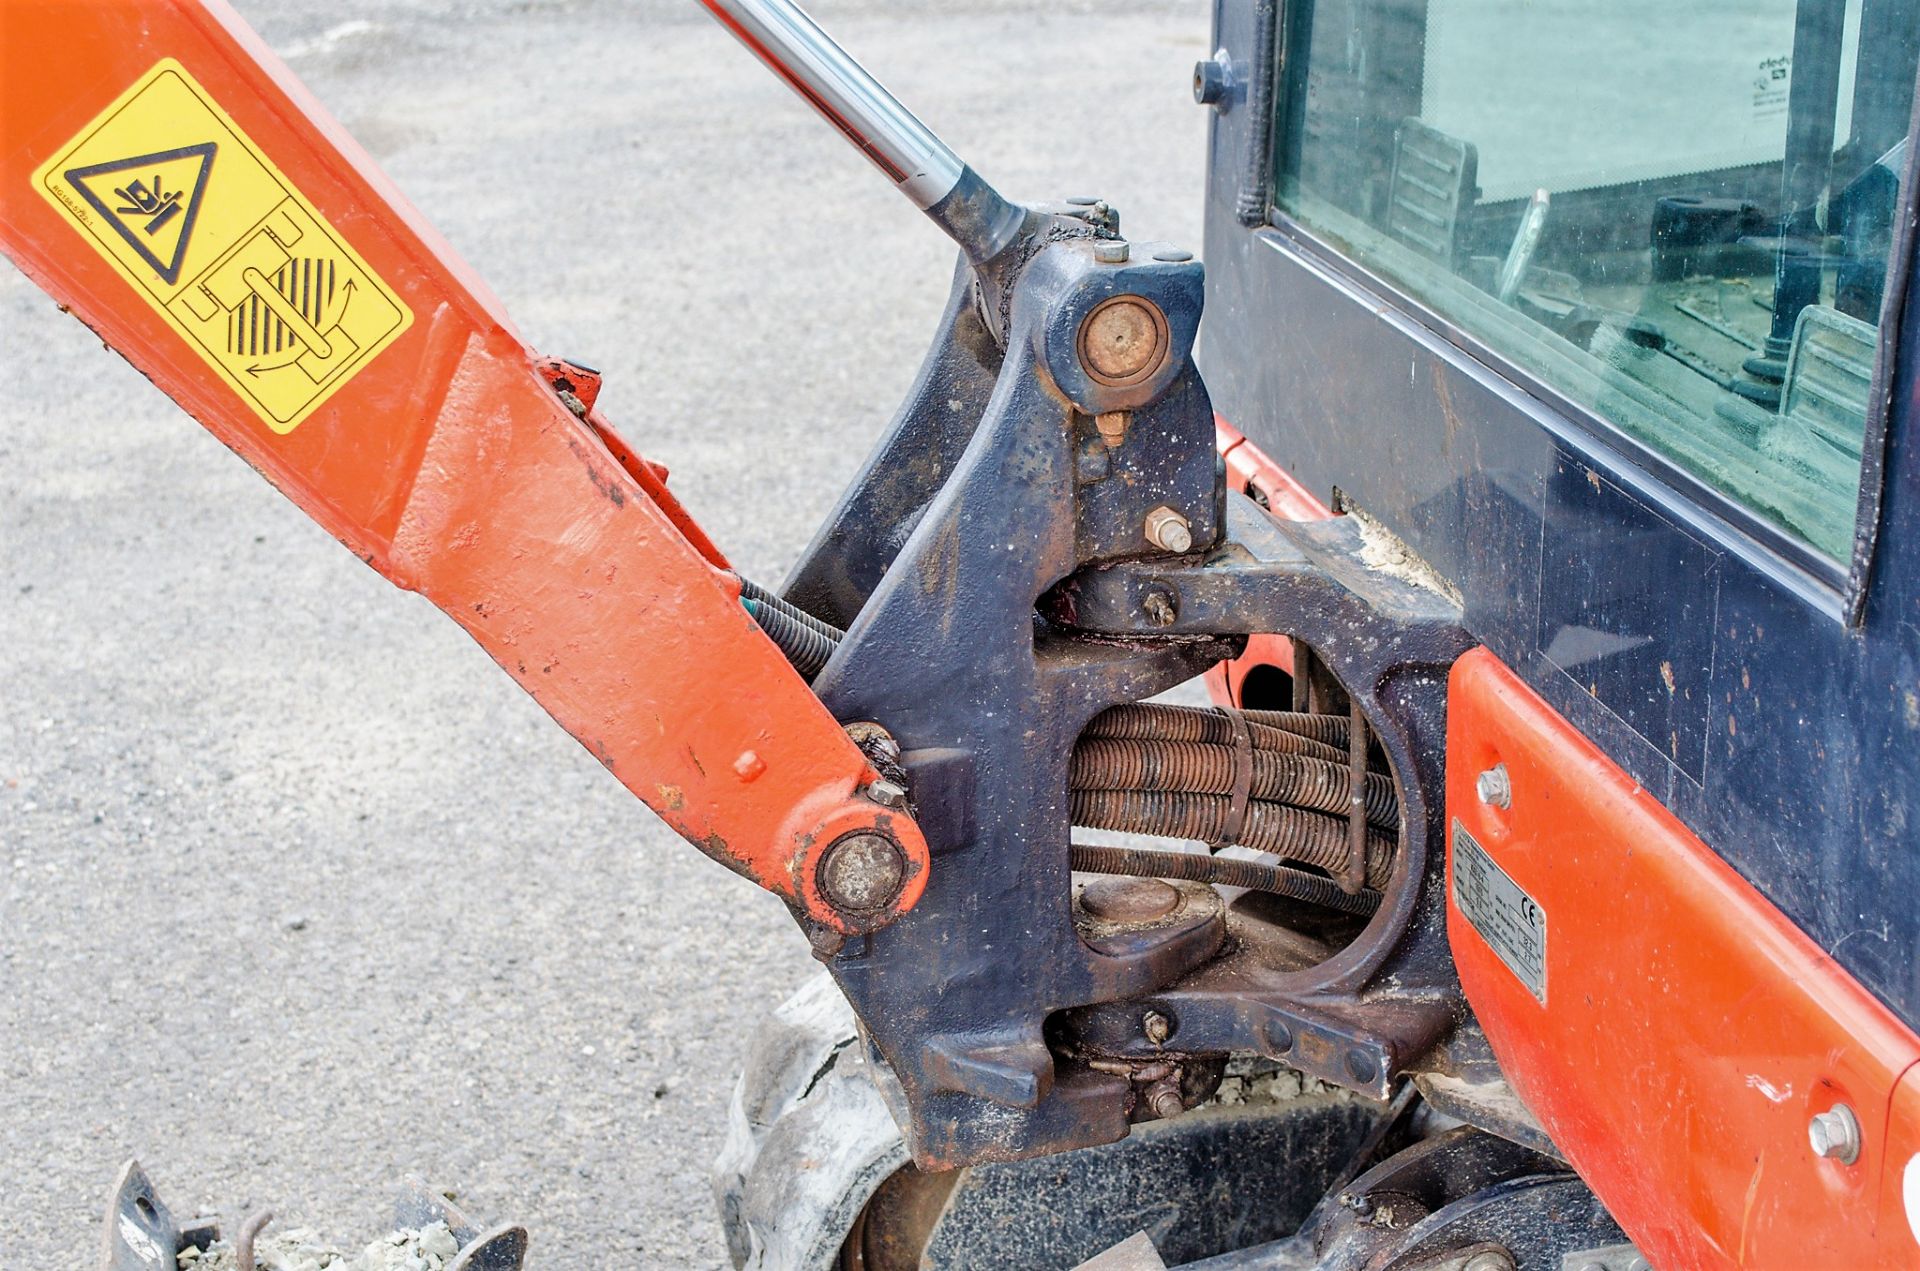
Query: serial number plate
1452 819 1547 1003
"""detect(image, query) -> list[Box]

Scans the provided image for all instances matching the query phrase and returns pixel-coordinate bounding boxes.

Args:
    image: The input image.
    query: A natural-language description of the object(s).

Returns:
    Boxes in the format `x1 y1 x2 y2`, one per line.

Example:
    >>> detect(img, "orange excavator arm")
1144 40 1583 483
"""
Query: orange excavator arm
0 0 928 934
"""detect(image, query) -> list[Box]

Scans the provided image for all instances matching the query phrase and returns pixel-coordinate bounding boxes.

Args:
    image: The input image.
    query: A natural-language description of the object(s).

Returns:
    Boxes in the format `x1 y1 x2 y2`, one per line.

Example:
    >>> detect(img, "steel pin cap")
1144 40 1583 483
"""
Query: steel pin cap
818 831 906 915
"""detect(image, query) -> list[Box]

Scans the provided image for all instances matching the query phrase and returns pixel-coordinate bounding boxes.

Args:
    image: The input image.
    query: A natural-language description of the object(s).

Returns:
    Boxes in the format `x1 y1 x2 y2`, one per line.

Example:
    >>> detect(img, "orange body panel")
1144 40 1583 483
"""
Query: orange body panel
0 0 926 930
1447 648 1920 1268
1206 420 1329 707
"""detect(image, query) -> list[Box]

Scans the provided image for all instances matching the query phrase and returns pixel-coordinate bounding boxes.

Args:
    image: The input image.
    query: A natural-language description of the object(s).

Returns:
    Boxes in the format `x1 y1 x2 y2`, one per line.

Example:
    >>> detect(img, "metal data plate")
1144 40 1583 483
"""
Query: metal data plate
1451 820 1547 1003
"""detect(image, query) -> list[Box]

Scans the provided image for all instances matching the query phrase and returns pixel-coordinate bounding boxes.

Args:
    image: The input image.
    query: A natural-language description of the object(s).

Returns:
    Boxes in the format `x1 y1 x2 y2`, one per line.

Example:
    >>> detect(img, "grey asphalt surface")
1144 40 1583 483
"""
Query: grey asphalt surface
0 1 1213 1264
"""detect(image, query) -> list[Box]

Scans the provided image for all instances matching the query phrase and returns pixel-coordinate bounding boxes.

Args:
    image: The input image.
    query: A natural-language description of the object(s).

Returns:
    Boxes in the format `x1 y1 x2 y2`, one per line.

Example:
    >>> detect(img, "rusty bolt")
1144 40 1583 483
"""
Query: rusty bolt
1144 506 1193 554
844 720 901 761
818 832 906 914
1094 240 1131 264
1142 590 1177 628
1809 1103 1862 1164
1144 1078 1185 1120
864 778 908 809
1079 296 1169 385
1095 410 1130 448
1461 1252 1517 1271
1143 1011 1173 1045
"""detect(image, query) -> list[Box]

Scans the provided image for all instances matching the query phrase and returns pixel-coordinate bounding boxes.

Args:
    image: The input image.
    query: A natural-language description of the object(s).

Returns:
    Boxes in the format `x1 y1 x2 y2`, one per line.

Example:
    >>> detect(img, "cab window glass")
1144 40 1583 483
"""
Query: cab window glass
1275 0 1917 562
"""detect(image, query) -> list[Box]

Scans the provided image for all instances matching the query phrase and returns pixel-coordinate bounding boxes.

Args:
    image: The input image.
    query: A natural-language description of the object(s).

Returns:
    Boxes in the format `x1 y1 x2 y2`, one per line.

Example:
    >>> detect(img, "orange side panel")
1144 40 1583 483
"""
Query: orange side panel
1447 647 1920 1269
0 0 927 929
1207 421 1328 707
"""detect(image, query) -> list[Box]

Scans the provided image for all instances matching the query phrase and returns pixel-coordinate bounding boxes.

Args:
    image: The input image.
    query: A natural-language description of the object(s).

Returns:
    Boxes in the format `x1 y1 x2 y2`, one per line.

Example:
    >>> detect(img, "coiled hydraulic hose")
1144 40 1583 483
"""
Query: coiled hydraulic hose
1070 790 1395 889
1071 737 1398 828
1079 701 1352 765
737 581 1399 904
1070 843 1378 917
742 595 839 680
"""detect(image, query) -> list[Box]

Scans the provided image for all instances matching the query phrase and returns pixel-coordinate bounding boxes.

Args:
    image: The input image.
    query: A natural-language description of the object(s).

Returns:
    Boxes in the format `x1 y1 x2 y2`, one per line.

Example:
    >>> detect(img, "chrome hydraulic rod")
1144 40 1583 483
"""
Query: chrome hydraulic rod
695 0 1026 264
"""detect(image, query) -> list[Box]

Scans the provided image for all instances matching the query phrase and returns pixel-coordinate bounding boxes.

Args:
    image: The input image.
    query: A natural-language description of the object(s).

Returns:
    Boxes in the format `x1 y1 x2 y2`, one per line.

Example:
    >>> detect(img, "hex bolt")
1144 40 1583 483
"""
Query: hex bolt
818 831 906 914
1192 50 1233 107
1095 410 1131 448
1462 1251 1517 1271
1809 1103 1862 1164
1094 240 1131 264
864 778 908 809
1141 590 1178 628
1142 1010 1172 1045
1475 762 1513 810
1144 1078 1185 1120
1144 506 1193 554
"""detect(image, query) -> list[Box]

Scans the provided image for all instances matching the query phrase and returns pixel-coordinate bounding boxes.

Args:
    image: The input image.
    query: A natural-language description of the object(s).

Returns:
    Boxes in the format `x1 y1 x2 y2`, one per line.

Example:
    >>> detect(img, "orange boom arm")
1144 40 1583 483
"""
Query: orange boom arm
0 0 928 933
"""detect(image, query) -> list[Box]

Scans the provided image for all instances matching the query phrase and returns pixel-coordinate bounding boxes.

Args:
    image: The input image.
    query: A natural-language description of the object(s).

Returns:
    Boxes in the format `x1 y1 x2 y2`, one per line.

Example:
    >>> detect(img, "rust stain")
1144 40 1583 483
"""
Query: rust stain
1737 1151 1765 1263
657 783 685 811
1660 661 1676 695
1429 362 1463 452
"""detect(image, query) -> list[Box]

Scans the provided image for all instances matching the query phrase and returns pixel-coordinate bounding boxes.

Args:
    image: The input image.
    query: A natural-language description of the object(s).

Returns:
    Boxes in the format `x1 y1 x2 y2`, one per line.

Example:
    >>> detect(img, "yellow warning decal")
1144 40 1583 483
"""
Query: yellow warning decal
34 59 411 434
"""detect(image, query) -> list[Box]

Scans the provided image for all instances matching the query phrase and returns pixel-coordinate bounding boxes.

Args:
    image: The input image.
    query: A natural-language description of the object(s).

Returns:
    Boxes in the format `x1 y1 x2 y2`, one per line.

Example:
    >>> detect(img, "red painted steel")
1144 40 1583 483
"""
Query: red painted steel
1447 647 1920 1269
0 0 927 932
1206 421 1329 707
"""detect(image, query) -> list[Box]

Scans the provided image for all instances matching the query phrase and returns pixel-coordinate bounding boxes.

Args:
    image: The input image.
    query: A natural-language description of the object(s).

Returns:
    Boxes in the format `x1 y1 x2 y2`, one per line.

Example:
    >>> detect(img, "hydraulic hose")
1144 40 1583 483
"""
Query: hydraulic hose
1070 843 1379 918
1070 789 1395 889
1080 702 1353 766
1070 737 1398 829
743 597 839 680
738 595 1402 883
740 577 843 642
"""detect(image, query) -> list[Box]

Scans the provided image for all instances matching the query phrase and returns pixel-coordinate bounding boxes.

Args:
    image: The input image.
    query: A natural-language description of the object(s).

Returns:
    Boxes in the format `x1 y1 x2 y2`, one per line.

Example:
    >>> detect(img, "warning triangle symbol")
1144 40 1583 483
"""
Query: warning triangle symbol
66 142 216 286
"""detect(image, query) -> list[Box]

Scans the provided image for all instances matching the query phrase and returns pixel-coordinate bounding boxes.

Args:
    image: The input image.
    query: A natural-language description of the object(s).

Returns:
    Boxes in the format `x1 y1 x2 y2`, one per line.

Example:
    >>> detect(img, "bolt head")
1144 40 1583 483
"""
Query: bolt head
1193 51 1233 106
1142 1010 1173 1045
818 832 906 915
1809 1104 1862 1164
1094 240 1131 264
863 778 908 809
1461 1252 1517 1271
1145 1079 1185 1120
1144 505 1193 554
1475 763 1513 809
1141 590 1178 628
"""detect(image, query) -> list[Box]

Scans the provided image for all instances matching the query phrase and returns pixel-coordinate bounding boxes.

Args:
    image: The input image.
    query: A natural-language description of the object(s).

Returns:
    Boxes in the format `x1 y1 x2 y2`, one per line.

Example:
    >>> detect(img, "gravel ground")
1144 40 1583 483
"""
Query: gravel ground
0 2 1212 1264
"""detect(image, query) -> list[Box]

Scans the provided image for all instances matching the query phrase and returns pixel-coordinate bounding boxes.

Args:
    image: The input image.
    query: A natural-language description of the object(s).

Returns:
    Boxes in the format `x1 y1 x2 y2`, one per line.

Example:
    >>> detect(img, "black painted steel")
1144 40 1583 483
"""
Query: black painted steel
1200 0 1920 1028
777 204 1478 1165
1179 1128 1628 1270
